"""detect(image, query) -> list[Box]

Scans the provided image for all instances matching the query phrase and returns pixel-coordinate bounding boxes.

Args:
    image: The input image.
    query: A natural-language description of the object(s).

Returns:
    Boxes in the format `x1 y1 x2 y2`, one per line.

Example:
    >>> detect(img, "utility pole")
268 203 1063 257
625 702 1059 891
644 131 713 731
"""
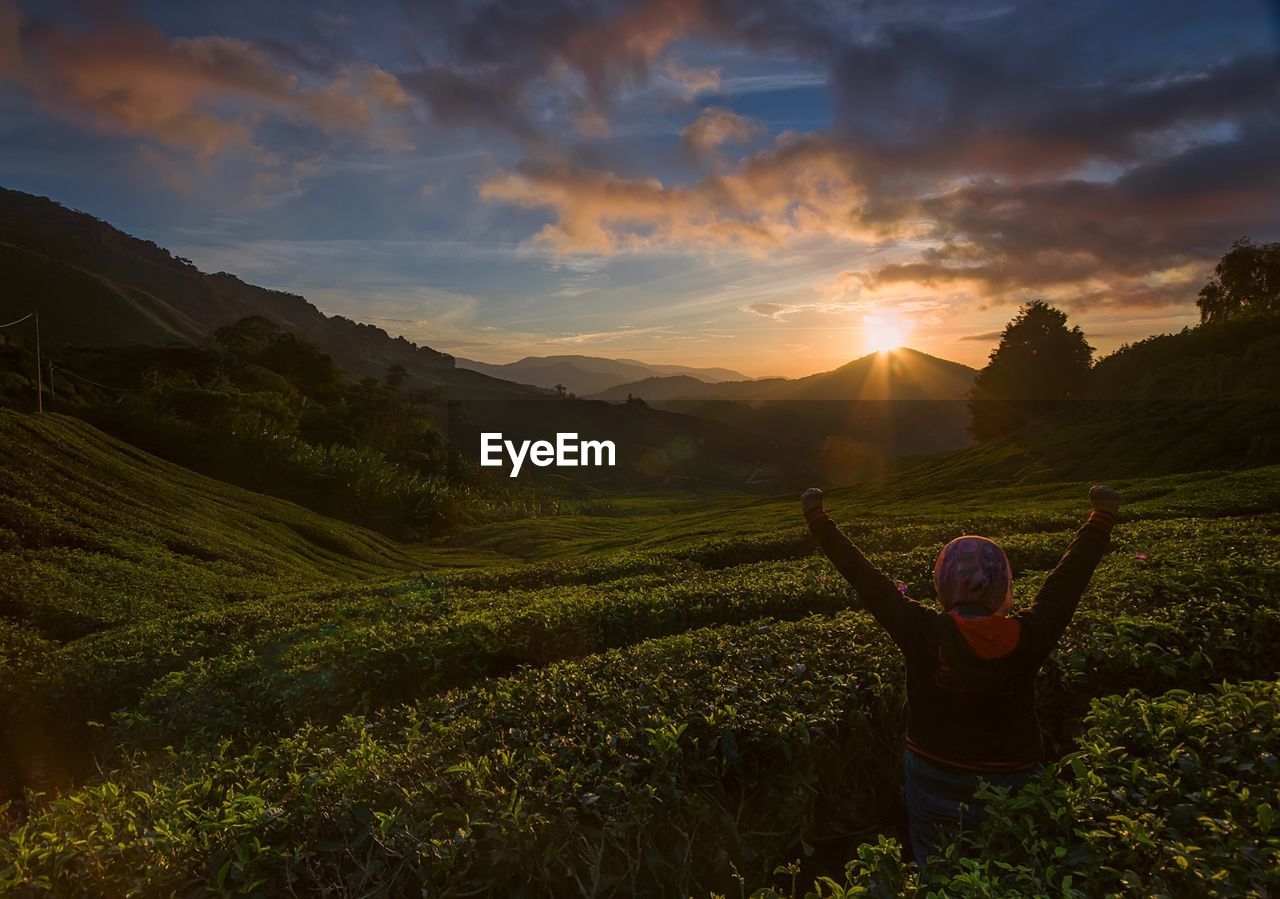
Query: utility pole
34 310 43 414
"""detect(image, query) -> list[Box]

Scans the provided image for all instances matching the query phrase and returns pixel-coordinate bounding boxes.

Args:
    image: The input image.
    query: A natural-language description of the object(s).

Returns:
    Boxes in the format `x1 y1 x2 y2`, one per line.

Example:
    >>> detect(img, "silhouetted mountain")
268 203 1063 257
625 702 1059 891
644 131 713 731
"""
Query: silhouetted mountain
581 350 978 484
0 187 809 487
587 348 975 403
0 187 534 401
456 354 749 396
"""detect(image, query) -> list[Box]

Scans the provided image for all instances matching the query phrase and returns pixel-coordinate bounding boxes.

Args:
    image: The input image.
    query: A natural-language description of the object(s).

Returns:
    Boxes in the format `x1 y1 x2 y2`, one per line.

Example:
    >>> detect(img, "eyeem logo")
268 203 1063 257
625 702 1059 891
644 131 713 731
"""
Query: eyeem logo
481 432 616 477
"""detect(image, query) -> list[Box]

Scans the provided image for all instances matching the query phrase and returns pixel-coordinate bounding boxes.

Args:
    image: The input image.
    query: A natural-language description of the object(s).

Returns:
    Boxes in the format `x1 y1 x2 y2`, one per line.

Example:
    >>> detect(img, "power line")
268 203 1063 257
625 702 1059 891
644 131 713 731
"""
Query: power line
54 366 145 393
0 312 34 329
0 310 41 412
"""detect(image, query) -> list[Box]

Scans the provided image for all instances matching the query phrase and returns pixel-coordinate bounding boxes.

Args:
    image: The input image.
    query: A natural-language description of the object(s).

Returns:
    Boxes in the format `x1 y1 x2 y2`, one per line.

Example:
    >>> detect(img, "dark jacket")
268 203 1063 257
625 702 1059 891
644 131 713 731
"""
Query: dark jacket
808 510 1115 771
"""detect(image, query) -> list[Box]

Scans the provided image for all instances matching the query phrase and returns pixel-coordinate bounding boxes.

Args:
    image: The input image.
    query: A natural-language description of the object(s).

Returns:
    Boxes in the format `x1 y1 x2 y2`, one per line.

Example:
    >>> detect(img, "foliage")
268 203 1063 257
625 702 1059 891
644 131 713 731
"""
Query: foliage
0 412 431 640
968 301 1094 441
1 425 1278 895
790 681 1280 898
1197 237 1280 324
0 318 545 537
901 313 1280 489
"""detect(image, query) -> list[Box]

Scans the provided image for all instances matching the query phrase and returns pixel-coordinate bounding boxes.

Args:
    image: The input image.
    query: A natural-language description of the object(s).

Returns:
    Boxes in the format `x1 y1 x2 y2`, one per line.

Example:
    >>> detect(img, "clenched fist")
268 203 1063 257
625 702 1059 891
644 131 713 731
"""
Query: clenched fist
1089 484 1121 516
800 487 825 521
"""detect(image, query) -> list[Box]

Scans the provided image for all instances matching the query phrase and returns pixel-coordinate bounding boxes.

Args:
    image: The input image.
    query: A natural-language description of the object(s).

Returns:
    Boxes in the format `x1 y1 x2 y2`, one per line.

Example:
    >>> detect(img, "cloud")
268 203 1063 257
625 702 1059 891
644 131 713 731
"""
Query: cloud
743 302 790 319
742 298 866 321
860 116 1280 309
480 130 882 253
826 28 1280 183
6 0 1277 327
400 65 536 139
470 2 1280 312
392 0 725 137
0 0 20 77
4 5 412 162
663 58 720 96
681 106 761 158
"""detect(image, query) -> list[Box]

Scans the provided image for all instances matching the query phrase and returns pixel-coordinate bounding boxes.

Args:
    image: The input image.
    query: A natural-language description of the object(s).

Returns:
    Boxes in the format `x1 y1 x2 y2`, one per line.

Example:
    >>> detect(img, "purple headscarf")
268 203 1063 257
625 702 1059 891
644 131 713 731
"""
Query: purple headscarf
933 535 1013 617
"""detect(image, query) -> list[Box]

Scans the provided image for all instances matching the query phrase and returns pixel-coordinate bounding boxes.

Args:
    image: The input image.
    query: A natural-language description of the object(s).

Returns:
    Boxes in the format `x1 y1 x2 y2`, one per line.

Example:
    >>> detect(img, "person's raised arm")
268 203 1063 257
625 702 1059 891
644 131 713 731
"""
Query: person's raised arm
802 487 933 647
1021 484 1120 659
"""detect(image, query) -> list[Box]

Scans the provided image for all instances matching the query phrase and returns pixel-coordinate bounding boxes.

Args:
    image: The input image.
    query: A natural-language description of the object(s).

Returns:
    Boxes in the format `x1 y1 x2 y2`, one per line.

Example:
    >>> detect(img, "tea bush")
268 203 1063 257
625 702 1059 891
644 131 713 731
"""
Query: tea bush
783 680 1280 898
3 418 1278 896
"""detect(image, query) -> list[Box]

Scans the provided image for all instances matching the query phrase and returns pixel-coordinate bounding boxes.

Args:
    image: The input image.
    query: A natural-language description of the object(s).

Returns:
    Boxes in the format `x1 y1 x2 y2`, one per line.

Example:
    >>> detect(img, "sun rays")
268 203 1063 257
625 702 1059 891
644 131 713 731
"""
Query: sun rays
861 313 911 354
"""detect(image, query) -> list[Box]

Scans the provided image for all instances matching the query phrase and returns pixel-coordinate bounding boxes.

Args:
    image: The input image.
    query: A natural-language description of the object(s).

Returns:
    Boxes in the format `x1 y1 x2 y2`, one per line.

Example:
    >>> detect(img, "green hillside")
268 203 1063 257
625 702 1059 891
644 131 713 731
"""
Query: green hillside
888 316 1280 492
0 188 810 490
1 406 1277 894
0 187 533 402
0 411 437 640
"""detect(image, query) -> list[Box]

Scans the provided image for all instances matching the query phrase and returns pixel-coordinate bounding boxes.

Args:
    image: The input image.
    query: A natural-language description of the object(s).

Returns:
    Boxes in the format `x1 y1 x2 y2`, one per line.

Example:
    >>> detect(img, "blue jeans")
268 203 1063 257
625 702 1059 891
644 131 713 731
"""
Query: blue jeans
902 750 1037 868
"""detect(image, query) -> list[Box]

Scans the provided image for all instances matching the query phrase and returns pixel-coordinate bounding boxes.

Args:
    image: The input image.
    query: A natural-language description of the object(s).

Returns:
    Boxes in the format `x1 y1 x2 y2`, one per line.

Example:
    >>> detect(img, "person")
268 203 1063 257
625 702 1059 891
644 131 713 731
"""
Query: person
800 483 1120 868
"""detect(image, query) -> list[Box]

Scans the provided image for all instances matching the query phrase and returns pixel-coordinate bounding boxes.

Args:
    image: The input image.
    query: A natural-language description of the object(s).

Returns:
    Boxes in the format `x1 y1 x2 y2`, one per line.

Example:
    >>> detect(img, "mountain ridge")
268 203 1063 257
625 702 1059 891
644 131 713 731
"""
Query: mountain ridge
587 347 977 403
455 354 750 396
0 187 536 401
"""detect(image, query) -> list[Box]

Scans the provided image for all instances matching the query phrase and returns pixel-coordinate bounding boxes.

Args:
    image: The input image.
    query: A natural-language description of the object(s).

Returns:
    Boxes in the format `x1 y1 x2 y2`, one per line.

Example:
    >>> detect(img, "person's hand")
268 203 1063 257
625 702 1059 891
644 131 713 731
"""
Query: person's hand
1089 484 1121 516
801 487 825 520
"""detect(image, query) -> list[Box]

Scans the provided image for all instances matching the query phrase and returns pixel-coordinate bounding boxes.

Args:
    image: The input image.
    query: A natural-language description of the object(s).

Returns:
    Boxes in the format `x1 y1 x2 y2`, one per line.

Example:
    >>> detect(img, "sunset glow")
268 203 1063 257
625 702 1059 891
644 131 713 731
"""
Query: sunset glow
0 1 1271 376
863 315 911 354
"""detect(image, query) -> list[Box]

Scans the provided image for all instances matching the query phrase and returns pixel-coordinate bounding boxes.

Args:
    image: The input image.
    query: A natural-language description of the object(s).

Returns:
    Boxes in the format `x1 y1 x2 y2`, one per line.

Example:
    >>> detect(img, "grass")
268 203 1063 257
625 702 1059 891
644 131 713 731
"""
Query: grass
1 411 1278 895
0 412 446 638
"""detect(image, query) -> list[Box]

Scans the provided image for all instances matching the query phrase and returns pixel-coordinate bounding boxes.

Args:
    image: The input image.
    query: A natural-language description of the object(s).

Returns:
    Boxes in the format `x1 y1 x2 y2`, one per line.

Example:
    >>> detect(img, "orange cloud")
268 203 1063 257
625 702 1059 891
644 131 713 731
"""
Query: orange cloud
560 0 712 100
681 106 761 158
664 58 720 97
0 0 20 78
482 132 882 254
5 7 410 160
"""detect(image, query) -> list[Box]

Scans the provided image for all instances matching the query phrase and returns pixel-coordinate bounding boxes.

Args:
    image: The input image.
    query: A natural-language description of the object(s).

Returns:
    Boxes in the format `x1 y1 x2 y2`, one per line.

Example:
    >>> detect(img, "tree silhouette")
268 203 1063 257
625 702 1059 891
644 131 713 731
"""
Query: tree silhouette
1197 238 1280 324
968 300 1093 441
553 383 567 396
385 363 408 388
215 316 343 400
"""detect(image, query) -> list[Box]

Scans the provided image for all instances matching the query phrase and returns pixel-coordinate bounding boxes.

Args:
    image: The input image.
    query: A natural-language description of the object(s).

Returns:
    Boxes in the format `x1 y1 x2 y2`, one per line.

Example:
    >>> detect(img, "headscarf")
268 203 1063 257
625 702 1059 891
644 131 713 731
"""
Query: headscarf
933 535 1013 617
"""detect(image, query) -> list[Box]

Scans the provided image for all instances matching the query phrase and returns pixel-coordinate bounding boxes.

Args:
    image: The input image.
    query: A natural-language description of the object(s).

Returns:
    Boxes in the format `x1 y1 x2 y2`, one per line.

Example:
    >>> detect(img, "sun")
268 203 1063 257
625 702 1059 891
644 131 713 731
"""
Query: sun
862 314 911 354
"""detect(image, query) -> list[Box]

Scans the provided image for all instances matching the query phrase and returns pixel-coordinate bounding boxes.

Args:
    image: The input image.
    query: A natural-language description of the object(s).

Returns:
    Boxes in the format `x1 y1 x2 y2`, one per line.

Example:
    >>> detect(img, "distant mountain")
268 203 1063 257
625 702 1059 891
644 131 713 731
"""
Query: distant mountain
623 359 749 382
585 350 979 484
456 354 750 396
589 348 976 403
0 187 807 487
0 187 535 401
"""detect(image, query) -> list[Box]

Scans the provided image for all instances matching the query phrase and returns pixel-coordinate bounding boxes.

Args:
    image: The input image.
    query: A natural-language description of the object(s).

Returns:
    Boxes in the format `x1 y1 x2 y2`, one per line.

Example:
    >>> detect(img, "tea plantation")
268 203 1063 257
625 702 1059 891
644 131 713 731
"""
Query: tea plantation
1 412 1278 895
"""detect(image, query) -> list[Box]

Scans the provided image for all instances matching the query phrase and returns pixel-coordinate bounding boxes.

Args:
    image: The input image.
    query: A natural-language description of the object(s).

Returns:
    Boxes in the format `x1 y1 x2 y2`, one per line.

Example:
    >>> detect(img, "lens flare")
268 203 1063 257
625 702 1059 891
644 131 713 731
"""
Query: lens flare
862 314 910 353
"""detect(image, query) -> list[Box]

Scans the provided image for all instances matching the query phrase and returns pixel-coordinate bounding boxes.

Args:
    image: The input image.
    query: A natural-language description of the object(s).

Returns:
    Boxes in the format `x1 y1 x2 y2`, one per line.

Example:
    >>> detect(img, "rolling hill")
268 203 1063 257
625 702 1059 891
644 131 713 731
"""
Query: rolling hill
884 315 1280 492
3 406 1277 892
0 187 534 401
0 188 821 487
584 349 980 482
455 354 750 396
0 410 434 642
587 348 975 403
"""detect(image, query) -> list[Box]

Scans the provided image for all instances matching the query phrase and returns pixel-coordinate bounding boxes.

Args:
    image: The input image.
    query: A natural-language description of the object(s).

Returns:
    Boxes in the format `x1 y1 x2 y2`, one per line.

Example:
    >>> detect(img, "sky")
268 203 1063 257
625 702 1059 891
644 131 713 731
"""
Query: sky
1 0 1278 377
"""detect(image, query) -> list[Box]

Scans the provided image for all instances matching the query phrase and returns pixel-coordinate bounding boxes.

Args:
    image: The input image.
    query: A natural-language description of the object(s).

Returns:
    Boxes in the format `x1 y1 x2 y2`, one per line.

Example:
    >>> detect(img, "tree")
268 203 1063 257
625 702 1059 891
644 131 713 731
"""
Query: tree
385 363 408 388
214 316 343 401
553 383 566 396
968 300 1093 441
214 315 279 356
1197 238 1280 324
